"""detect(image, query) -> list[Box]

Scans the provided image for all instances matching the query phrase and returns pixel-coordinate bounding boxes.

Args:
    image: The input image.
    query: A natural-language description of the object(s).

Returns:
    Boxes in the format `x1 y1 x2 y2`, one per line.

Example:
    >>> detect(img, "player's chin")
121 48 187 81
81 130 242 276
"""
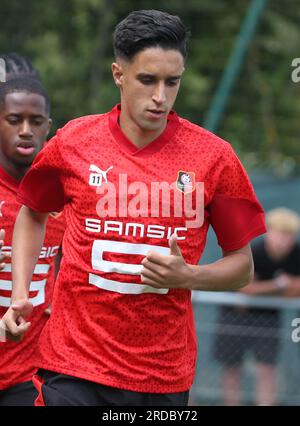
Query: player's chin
141 118 166 131
13 154 36 168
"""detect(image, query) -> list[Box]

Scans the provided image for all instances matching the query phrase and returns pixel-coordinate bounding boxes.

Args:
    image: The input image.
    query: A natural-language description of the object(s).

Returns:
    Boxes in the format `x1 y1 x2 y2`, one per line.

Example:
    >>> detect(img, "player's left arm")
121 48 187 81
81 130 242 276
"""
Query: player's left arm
141 234 253 291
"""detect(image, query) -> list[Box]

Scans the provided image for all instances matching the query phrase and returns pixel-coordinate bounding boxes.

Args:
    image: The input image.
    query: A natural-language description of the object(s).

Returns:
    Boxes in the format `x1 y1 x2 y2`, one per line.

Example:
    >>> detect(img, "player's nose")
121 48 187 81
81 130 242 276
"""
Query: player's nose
152 82 167 104
19 120 33 138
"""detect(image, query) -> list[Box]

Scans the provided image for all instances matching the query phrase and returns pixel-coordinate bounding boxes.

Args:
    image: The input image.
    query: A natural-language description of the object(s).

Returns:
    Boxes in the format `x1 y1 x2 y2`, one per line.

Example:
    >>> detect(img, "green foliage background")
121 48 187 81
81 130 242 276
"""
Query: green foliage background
1 0 300 174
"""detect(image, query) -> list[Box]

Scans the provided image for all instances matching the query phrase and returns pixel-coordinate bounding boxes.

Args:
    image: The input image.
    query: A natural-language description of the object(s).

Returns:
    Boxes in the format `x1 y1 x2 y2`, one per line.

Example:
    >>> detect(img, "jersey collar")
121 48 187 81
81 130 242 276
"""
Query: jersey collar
108 104 179 157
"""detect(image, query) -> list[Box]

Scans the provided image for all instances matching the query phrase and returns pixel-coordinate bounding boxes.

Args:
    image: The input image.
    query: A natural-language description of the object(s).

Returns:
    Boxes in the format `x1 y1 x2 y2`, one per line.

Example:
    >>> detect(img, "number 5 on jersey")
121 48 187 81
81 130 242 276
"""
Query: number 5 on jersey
89 239 169 295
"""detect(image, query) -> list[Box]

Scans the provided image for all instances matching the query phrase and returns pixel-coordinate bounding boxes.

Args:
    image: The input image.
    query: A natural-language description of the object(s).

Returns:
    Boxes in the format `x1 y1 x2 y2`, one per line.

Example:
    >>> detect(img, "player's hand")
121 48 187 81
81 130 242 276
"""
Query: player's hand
141 234 193 290
0 299 33 342
0 229 10 270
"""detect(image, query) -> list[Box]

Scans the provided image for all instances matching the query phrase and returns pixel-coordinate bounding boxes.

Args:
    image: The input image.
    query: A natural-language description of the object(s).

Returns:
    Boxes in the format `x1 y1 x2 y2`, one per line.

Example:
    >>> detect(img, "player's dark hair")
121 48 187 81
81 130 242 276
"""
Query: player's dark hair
0 53 49 112
0 77 50 114
113 10 190 61
0 52 41 81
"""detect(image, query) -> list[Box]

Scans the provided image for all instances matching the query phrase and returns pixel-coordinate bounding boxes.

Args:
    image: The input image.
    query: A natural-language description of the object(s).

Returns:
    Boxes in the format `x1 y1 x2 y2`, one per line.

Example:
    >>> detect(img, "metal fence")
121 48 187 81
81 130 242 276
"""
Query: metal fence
190 292 300 406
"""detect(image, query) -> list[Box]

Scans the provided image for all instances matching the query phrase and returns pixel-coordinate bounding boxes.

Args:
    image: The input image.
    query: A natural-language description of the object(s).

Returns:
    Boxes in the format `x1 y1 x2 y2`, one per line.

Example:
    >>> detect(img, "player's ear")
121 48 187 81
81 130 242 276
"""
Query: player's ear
46 118 52 137
111 62 124 88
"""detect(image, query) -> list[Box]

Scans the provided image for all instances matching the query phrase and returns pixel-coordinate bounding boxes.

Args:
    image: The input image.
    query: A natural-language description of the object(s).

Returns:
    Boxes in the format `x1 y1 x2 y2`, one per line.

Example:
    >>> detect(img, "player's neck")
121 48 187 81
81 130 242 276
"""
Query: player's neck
119 111 167 149
0 160 28 182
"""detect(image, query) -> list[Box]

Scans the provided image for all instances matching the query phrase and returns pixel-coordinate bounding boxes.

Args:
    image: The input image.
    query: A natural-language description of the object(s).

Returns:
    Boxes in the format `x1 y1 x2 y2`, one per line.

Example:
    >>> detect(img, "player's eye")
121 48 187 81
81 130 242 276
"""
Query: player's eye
6 116 20 125
166 79 180 87
138 76 155 85
32 118 45 126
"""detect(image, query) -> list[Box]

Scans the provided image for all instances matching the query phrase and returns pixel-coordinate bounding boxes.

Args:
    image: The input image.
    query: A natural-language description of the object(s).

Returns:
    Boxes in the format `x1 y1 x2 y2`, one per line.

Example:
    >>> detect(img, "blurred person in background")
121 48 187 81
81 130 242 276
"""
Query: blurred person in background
0 53 65 406
214 207 300 406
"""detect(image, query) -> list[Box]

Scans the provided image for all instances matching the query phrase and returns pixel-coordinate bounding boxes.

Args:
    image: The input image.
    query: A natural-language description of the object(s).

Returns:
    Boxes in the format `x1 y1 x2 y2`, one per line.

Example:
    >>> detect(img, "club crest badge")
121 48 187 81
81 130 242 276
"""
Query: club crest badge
176 171 195 194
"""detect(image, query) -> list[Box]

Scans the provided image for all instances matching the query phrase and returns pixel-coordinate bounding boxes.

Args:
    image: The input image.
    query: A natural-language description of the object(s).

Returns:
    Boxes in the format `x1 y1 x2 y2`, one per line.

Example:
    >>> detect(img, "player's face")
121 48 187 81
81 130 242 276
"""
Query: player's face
112 47 184 137
0 92 51 170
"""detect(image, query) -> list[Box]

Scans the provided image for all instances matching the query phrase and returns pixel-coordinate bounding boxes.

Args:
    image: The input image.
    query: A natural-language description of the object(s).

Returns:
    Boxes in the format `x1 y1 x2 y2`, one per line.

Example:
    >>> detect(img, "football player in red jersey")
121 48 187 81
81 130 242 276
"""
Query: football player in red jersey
0 53 41 271
2 11 266 406
0 54 65 405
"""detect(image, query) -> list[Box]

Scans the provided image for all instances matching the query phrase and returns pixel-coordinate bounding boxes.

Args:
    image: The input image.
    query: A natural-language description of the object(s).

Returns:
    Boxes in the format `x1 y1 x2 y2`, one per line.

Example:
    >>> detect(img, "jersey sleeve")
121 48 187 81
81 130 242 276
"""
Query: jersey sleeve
17 133 66 213
207 144 266 251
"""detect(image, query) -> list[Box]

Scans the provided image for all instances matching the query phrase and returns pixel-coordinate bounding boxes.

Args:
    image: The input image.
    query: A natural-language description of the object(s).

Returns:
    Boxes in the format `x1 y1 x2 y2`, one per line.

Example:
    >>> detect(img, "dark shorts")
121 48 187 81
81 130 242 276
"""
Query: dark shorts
0 380 38 406
213 307 280 366
33 369 190 406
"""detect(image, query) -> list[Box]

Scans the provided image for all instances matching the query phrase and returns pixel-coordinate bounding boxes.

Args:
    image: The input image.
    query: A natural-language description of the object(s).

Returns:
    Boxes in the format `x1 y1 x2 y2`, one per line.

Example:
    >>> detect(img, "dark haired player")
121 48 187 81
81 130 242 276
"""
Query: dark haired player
3 11 266 406
0 55 65 405
0 53 41 267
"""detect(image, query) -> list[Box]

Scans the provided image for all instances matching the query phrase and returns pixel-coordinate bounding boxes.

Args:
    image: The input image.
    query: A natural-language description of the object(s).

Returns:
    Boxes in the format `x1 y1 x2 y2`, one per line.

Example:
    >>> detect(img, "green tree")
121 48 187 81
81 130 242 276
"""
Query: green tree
1 0 299 174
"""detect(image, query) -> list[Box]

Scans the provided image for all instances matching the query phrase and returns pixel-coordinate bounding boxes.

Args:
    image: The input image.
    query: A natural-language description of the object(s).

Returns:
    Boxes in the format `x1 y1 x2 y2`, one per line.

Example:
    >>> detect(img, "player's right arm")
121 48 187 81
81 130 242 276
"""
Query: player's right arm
1 206 49 340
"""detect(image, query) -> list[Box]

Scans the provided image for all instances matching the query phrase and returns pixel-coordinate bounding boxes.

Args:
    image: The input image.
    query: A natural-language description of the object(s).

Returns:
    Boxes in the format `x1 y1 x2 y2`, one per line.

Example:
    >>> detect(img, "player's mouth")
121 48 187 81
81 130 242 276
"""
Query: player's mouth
16 141 36 156
146 109 166 119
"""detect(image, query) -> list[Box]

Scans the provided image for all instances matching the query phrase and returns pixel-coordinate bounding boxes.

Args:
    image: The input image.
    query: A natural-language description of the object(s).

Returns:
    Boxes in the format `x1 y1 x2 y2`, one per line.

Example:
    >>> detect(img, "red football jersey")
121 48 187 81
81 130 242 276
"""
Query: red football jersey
0 167 65 390
17 104 266 393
